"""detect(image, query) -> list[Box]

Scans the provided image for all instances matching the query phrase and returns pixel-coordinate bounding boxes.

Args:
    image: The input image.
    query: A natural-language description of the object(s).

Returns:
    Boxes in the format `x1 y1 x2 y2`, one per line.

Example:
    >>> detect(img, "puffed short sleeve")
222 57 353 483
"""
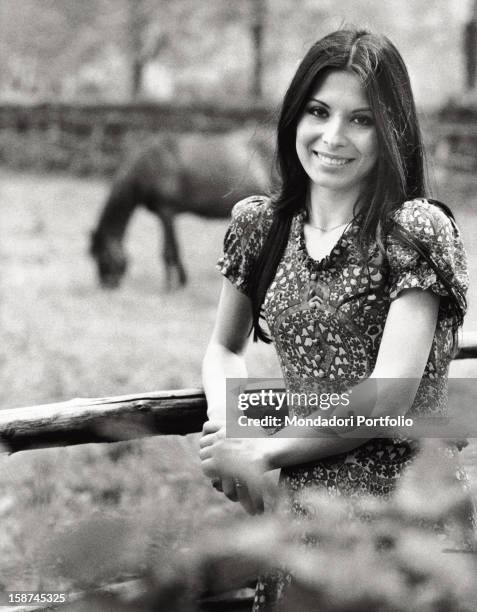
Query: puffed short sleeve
216 195 272 296
386 199 468 328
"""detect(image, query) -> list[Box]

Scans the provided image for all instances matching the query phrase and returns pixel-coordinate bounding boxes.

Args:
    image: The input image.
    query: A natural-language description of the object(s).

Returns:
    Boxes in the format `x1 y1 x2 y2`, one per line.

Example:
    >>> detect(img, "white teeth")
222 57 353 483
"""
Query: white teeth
315 152 352 166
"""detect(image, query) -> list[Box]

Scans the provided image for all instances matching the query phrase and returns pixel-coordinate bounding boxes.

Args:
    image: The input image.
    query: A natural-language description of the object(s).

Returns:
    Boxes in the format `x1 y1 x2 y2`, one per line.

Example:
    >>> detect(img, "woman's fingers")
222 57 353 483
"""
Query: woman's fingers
221 477 239 502
249 482 265 515
198 446 212 460
236 481 255 514
203 463 265 512
202 420 225 435
200 457 218 479
200 424 226 451
199 433 216 449
211 477 223 492
236 479 265 515
199 434 266 511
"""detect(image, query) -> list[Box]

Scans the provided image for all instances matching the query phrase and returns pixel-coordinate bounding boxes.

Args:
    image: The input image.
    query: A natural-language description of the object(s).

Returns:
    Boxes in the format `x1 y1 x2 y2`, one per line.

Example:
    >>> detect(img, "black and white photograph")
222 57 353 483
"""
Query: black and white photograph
0 1 476 611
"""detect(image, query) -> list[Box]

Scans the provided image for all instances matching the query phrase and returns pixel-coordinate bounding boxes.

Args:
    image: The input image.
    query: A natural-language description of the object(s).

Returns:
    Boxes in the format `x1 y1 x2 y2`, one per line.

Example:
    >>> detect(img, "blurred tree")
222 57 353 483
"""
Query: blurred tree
0 0 470 106
250 0 266 102
464 0 477 89
0 0 117 99
126 0 168 99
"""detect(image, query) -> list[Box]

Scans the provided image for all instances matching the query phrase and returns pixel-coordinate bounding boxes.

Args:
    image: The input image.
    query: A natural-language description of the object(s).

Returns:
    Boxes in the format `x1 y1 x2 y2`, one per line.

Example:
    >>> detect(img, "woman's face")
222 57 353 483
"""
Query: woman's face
295 70 378 196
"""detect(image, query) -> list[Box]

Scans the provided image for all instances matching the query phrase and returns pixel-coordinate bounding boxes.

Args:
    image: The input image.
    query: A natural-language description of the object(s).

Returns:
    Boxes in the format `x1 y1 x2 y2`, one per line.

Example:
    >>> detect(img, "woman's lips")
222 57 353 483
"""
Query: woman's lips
313 151 354 166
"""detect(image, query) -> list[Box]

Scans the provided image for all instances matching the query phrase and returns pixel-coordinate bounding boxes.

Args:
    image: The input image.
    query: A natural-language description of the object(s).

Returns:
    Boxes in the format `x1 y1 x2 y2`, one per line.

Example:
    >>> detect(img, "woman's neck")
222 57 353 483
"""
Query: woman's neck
306 183 359 228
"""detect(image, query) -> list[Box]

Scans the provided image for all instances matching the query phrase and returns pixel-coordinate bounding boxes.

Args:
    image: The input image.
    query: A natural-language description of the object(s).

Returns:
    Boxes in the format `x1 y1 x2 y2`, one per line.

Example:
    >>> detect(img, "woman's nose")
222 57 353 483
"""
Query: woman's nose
322 117 347 148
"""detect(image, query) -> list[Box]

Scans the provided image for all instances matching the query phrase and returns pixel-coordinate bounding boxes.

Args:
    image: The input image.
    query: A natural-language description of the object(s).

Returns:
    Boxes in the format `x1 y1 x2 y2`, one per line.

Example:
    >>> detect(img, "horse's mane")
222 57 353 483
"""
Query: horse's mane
93 147 158 241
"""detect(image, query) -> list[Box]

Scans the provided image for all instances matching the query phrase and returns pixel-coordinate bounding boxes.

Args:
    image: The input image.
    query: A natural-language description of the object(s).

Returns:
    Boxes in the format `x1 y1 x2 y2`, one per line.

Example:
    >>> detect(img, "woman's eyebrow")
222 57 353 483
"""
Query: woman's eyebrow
308 97 328 107
308 97 372 113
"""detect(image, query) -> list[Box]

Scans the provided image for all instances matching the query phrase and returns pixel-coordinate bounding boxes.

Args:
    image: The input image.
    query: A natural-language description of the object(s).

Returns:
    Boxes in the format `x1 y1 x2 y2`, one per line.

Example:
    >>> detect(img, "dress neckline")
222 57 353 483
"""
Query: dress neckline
295 209 359 268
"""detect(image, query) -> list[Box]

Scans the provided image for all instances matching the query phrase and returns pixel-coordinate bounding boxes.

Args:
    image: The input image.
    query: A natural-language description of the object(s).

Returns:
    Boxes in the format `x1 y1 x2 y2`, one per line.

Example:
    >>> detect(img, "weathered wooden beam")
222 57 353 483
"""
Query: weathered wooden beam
0 389 207 453
454 331 477 359
1 333 476 454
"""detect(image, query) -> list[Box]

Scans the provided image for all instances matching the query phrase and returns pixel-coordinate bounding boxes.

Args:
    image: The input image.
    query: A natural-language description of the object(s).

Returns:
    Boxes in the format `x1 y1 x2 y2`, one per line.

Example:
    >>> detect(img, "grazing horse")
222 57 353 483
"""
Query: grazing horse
90 128 273 289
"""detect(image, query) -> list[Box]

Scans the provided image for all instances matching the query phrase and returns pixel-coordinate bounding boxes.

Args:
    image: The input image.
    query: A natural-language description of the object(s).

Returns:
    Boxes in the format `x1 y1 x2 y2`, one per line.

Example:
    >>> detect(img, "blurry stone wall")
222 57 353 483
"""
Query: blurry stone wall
0 103 275 176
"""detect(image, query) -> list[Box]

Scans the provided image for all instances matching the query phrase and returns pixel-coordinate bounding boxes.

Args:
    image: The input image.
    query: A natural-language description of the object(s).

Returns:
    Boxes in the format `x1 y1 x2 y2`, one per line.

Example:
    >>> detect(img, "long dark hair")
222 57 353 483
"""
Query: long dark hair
249 28 465 345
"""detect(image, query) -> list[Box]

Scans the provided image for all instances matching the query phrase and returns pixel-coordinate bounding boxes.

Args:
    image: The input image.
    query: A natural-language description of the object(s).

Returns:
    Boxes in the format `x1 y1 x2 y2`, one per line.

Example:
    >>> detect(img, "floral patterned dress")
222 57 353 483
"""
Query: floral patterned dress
216 195 469 611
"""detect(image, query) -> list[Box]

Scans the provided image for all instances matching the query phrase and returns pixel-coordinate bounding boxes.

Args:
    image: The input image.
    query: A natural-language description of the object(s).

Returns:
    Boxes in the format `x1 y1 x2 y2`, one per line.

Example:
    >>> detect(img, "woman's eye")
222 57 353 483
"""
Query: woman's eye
352 115 374 127
307 106 328 119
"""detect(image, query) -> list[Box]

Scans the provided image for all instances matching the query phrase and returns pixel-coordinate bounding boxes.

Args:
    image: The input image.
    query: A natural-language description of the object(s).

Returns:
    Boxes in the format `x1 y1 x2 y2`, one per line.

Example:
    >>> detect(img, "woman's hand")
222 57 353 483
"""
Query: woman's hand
199 420 228 491
199 420 268 515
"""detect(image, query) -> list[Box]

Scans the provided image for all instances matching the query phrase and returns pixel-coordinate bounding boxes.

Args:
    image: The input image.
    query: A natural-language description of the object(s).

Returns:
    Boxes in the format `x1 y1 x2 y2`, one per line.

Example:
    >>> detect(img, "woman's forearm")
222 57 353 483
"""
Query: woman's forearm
202 342 248 422
261 432 367 471
261 377 418 470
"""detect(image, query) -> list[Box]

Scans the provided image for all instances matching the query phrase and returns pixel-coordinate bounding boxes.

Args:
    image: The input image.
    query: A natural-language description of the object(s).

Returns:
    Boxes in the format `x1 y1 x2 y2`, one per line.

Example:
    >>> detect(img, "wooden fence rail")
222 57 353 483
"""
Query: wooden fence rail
0 388 207 453
1 332 477 454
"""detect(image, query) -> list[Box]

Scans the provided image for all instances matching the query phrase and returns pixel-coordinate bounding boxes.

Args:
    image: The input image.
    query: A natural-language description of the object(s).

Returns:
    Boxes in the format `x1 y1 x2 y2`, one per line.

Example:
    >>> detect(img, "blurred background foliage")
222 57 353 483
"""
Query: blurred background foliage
1 440 474 611
0 0 473 107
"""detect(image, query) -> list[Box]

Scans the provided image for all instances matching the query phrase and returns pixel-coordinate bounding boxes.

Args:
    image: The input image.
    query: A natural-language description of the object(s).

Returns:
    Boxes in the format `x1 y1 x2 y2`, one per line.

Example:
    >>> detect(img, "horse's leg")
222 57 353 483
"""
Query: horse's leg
158 208 187 289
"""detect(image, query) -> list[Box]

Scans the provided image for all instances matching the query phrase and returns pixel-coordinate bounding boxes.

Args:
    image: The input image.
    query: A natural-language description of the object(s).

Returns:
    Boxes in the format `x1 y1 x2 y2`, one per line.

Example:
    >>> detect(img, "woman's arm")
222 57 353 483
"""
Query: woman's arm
202 278 253 422
200 288 440 481
201 278 270 512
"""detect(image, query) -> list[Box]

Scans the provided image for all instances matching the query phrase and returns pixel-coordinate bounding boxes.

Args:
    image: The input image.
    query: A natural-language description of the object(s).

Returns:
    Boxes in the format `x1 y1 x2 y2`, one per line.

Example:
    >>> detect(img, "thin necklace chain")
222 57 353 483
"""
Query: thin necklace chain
307 219 353 233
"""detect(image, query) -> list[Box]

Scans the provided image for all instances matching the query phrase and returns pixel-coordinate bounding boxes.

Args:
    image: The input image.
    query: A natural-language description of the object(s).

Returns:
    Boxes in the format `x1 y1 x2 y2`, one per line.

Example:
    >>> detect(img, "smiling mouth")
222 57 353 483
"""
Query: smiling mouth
313 151 354 166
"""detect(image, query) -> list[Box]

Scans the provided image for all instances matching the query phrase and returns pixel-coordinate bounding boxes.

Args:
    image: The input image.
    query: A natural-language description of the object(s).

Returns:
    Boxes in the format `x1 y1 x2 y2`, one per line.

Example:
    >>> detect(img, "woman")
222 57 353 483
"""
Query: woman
199 29 469 610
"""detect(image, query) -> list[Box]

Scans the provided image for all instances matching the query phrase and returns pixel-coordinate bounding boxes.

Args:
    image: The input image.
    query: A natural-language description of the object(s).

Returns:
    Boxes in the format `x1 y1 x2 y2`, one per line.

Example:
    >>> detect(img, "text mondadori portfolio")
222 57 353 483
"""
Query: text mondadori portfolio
237 414 414 427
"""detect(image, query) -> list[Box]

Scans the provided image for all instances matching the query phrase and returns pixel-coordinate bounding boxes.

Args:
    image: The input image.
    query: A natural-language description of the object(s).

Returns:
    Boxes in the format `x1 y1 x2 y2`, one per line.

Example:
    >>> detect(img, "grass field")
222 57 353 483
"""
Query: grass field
0 170 280 591
0 169 476 590
0 171 282 406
